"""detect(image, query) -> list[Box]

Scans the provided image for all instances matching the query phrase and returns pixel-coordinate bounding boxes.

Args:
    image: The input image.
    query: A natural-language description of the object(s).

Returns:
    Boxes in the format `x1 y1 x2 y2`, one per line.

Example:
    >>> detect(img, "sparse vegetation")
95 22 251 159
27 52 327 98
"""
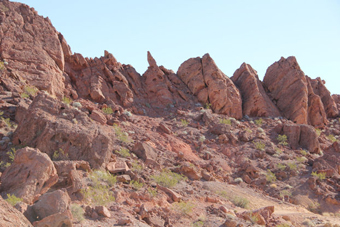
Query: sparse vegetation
277 134 288 146
255 118 263 126
5 194 23 206
81 170 116 206
232 196 249 209
279 190 292 200
7 147 16 163
192 220 204 227
151 170 186 188
296 156 307 163
113 124 132 144
181 119 189 127
21 85 38 98
307 201 321 214
287 162 298 171
172 201 194 216
131 161 143 173
300 149 308 156
62 96 72 105
0 61 5 71
311 171 326 180
102 106 113 115
205 103 211 109
315 128 322 137
115 147 130 158
147 187 158 197
130 180 144 190
249 212 259 224
277 163 286 171
275 147 283 155
327 134 337 143
52 148 69 161
1 116 13 128
266 169 276 183
219 118 231 125
253 141 265 151
70 204 85 223
276 224 291 227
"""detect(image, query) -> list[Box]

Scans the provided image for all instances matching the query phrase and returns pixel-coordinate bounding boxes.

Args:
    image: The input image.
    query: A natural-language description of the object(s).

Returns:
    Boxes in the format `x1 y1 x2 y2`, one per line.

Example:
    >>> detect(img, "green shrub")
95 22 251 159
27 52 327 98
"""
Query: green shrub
131 161 143 173
287 162 297 171
192 220 204 227
172 201 194 216
253 141 265 151
7 147 16 163
296 156 307 163
113 124 132 144
279 190 292 200
311 171 326 180
217 190 228 198
275 147 283 155
21 85 38 98
255 118 263 126
277 134 288 146
249 212 259 224
232 196 249 209
266 170 276 183
115 147 130 158
1 117 13 128
130 180 144 190
277 163 286 171
327 134 337 143
147 187 158 197
70 204 85 223
62 96 72 105
52 148 69 161
151 170 186 188
219 118 231 125
181 119 189 127
102 106 113 115
307 201 321 214
315 128 322 137
300 149 308 156
0 61 5 71
6 194 23 206
205 103 211 109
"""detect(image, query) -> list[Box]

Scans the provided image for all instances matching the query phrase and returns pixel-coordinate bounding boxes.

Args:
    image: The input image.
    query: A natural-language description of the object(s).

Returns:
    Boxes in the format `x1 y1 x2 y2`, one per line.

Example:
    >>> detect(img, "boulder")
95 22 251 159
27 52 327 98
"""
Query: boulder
239 206 274 225
32 210 73 227
231 63 280 117
12 93 115 168
263 56 308 124
132 142 157 164
0 197 33 227
0 147 58 204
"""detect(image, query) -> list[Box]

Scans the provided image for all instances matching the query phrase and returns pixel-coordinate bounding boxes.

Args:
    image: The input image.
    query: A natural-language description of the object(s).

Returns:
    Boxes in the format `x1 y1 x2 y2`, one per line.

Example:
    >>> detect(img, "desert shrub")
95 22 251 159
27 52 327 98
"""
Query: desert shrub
279 190 292 200
217 190 228 198
327 134 337 143
315 128 322 137
219 118 231 125
81 170 116 206
21 85 38 98
311 171 326 180
70 204 85 223
172 201 194 216
131 161 143 173
192 220 204 227
52 148 69 161
147 187 158 197
300 149 308 156
255 118 263 126
205 103 212 109
253 141 265 151
277 134 288 146
266 170 276 183
276 224 291 227
199 135 206 142
287 162 297 171
0 61 5 71
151 170 186 188
232 196 249 209
7 147 16 163
1 116 13 128
62 96 72 105
275 147 283 155
113 124 132 144
296 156 307 163
6 194 23 206
181 119 189 127
249 212 259 224
115 147 130 158
307 201 321 214
130 180 144 190
102 106 113 115
277 163 286 171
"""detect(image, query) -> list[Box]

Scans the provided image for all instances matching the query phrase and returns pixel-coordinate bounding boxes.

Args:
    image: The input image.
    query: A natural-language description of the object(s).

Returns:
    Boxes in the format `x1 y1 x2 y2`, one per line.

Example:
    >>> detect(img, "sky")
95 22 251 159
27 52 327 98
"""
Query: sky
17 0 340 94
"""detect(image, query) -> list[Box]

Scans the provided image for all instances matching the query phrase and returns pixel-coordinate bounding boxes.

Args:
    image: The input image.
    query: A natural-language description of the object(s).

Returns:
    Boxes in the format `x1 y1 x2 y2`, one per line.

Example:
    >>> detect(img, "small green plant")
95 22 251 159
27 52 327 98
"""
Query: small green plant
253 141 265 151
21 85 38 98
5 194 23 206
199 135 206 142
276 224 291 227
0 61 5 71
115 147 130 158
266 170 276 183
232 196 249 209
205 103 212 109
277 163 286 171
249 212 259 224
307 201 321 214
147 187 158 197
172 201 194 216
287 162 298 171
219 118 231 125
275 147 283 155
181 119 189 127
277 134 288 146
300 149 308 156
151 170 186 188
311 171 326 180
315 128 322 137
52 148 69 161
131 161 143 173
327 134 337 143
130 180 144 190
62 96 72 105
192 220 204 227
217 190 228 198
113 124 132 144
81 170 116 206
6 147 16 163
1 117 12 128
70 204 85 223
102 106 113 115
255 118 263 127
279 190 292 200
296 156 307 163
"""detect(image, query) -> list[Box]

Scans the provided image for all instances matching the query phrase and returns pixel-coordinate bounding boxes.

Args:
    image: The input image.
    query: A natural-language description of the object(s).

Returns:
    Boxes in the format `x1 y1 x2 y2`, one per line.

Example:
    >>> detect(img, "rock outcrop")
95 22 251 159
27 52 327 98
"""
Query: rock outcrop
231 63 280 117
0 196 33 227
0 147 58 204
178 54 242 119
12 92 115 168
263 56 308 124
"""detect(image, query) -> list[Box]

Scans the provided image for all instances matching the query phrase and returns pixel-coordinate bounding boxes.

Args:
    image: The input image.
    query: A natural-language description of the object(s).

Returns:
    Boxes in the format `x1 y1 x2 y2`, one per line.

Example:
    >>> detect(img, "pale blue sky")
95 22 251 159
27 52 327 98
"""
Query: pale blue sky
17 1 340 94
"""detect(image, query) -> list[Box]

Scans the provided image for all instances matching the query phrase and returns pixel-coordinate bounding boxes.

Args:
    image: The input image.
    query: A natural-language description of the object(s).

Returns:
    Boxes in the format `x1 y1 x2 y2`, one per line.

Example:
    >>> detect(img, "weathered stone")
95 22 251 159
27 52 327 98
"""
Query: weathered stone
132 142 157 163
32 210 73 227
95 206 111 218
90 109 107 125
0 197 33 227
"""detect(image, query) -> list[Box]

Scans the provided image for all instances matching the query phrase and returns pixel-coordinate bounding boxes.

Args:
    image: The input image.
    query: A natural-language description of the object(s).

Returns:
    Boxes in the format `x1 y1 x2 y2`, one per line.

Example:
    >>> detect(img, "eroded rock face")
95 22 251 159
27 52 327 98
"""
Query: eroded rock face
231 63 280 117
0 1 65 97
12 93 115 168
0 197 33 227
0 147 58 204
178 54 242 119
263 56 308 124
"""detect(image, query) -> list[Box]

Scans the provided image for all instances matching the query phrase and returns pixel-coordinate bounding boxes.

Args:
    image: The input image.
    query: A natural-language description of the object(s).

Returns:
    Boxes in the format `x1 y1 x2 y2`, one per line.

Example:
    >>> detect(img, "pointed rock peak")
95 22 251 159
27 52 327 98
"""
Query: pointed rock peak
147 51 158 68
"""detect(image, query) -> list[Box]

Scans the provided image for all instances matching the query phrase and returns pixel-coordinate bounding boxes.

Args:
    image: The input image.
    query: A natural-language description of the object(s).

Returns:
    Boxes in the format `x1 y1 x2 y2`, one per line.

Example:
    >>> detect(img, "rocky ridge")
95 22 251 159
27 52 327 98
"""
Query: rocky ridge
0 0 340 226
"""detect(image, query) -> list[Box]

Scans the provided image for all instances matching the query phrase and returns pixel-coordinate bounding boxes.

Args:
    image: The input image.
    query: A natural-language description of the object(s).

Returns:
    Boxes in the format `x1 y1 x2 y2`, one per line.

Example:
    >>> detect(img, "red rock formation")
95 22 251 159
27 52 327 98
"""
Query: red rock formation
232 63 280 117
178 54 242 119
263 56 308 124
0 197 33 227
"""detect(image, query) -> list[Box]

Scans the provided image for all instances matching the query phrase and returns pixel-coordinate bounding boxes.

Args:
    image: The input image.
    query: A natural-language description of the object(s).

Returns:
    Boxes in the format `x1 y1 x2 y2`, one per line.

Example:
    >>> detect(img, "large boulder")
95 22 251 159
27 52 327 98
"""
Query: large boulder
12 92 115 168
178 54 242 119
231 63 280 117
0 196 33 227
0 147 58 204
0 1 65 97
263 57 308 124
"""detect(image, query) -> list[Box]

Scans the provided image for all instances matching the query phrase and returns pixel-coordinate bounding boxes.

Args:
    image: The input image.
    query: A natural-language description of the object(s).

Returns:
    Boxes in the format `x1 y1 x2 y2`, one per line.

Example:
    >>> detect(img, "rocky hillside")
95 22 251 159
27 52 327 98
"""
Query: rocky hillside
0 0 340 226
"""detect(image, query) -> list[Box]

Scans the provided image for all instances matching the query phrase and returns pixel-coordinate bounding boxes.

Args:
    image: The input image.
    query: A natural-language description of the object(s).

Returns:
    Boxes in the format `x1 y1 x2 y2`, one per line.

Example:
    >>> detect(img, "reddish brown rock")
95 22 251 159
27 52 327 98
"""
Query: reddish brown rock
0 197 33 227
0 147 58 204
90 109 107 125
232 63 280 117
32 210 73 227
0 1 66 98
309 77 339 118
12 93 115 168
239 206 274 225
263 56 308 124
178 54 242 119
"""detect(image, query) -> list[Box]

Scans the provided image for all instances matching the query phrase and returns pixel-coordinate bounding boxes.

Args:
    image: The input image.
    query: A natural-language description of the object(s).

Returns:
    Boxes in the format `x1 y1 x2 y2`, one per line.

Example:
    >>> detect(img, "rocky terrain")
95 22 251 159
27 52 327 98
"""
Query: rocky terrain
0 0 340 226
